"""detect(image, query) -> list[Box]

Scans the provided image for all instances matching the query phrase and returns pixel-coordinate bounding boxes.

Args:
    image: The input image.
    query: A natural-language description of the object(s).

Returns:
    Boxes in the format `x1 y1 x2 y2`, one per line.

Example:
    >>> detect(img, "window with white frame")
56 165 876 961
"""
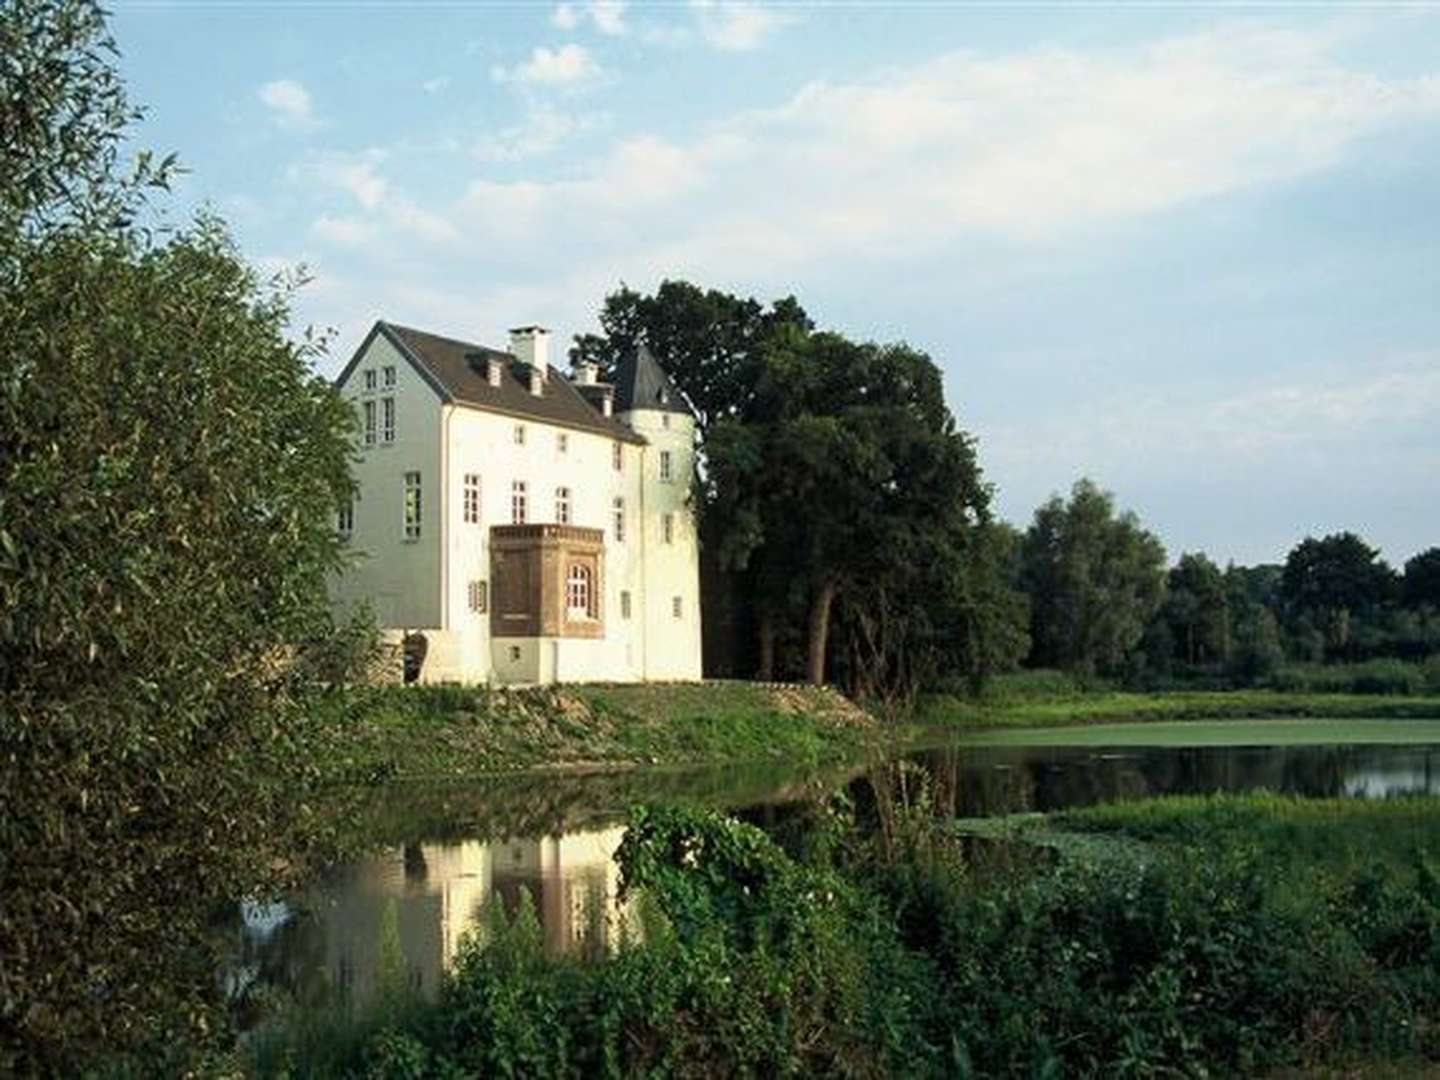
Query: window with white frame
381 397 396 443
612 497 625 543
363 369 377 393
659 450 673 482
566 564 593 617
612 441 622 471
468 579 488 613
557 432 568 455
463 473 481 524
337 500 354 538
672 596 683 619
514 424 526 446
555 486 571 524
403 472 422 540
620 590 632 619
663 512 674 545
511 481 527 524
362 400 376 446
383 365 396 389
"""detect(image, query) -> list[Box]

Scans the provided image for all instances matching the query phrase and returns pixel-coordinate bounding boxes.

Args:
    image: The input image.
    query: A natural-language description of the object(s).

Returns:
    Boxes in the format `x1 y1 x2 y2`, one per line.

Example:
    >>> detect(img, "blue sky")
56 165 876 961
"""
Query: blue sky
110 1 1440 569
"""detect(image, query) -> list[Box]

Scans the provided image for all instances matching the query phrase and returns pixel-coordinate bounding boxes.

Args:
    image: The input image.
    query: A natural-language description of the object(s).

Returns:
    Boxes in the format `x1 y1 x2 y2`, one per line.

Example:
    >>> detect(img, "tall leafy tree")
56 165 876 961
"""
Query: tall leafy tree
1020 479 1168 675
0 2 356 1067
569 279 812 437
1162 552 1231 666
1280 532 1397 655
1403 547 1440 610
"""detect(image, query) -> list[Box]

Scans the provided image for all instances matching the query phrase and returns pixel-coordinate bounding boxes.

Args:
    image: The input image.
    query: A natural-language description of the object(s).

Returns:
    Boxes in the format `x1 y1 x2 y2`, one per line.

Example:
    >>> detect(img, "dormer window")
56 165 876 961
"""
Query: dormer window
487 358 503 388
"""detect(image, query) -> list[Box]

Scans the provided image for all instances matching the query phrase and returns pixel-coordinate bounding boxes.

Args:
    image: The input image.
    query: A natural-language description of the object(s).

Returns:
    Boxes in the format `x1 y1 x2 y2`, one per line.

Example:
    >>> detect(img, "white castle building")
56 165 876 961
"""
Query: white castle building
331 320 702 684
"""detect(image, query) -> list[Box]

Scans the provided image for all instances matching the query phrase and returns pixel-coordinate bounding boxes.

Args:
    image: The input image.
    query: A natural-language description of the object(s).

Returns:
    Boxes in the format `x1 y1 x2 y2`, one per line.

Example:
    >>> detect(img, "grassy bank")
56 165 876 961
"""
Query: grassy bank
317 681 879 781
249 792 1440 1078
919 682 1440 732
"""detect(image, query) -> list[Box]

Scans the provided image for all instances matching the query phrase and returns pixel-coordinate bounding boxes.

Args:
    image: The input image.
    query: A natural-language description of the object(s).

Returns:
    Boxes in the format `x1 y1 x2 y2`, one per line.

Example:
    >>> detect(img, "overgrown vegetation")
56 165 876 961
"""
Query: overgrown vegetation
320 682 877 782
250 789 1440 1077
0 1 365 1069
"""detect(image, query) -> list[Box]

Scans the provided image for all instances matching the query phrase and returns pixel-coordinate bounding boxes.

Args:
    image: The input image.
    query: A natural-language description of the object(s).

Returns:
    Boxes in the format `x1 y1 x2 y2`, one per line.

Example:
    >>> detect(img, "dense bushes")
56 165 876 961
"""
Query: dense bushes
255 795 1440 1077
0 1 360 1068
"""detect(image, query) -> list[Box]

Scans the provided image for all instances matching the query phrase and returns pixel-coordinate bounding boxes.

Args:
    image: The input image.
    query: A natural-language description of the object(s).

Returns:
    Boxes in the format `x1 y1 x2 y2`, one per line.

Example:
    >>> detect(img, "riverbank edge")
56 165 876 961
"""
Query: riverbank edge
317 680 885 782
914 687 1440 735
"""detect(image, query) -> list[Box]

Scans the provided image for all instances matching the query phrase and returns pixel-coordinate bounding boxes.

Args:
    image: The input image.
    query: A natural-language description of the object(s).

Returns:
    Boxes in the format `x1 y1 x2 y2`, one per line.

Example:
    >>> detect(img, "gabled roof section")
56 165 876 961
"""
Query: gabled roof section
614 343 691 416
338 320 645 444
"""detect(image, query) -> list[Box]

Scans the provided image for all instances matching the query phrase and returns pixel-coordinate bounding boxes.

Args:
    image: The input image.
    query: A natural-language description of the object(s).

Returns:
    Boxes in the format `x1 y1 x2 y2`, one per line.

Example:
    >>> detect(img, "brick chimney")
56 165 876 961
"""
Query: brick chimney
509 326 550 396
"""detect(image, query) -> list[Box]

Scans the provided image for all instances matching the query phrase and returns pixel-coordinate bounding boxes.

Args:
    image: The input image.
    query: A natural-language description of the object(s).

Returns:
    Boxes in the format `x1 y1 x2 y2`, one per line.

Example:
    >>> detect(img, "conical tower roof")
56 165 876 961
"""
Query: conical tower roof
613 343 690 415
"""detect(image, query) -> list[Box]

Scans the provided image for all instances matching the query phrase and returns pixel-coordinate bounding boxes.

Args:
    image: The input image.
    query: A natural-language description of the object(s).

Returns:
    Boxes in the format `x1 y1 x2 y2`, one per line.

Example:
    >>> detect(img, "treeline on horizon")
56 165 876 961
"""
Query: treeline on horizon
570 282 1440 701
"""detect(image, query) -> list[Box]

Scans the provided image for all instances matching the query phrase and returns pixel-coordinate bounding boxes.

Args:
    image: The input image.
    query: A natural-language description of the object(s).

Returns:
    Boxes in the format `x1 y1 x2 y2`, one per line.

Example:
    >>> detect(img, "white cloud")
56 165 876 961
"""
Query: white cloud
691 0 797 52
473 106 608 162
553 1 627 35
589 1 628 36
422 76 451 95
258 78 317 131
293 150 389 209
492 44 604 87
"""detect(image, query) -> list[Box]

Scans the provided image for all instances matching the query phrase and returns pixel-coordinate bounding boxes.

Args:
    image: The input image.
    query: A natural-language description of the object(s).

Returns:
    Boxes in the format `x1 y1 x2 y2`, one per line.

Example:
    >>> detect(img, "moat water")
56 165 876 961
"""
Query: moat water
230 721 1440 1013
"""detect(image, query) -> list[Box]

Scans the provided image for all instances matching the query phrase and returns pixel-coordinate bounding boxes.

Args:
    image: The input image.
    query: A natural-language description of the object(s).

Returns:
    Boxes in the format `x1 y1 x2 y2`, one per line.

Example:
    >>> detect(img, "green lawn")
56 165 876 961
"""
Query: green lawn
919 687 1440 731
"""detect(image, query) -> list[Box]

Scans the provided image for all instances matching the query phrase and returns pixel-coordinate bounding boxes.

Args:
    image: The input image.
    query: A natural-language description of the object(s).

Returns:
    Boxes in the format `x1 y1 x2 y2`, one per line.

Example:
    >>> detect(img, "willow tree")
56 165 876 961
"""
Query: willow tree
0 1 356 1068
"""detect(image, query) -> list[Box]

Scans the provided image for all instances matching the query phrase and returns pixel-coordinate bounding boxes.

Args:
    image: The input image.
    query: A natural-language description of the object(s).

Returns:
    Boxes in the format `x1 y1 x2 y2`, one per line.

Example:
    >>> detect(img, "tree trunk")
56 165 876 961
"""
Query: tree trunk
806 579 838 686
757 612 776 682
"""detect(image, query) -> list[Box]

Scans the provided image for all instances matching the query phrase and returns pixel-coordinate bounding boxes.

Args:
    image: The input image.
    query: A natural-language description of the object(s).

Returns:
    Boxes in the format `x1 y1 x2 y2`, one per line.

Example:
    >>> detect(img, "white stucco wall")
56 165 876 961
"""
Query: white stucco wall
625 408 703 681
332 333 443 630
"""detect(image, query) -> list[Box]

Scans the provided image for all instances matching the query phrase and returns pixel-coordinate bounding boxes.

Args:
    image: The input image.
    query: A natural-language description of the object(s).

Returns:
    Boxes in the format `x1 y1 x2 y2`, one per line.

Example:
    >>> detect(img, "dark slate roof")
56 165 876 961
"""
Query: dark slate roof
339 321 646 444
614 343 691 416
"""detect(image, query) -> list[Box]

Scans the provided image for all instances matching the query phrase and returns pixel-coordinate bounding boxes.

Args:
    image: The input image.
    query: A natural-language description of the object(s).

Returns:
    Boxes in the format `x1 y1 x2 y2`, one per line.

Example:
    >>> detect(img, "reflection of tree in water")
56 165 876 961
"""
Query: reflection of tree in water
888 743 1434 819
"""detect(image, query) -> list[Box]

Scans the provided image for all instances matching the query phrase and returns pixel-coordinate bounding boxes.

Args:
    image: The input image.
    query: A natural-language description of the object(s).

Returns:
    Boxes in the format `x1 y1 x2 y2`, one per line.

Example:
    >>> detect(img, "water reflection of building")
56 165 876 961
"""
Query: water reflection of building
271 824 634 1005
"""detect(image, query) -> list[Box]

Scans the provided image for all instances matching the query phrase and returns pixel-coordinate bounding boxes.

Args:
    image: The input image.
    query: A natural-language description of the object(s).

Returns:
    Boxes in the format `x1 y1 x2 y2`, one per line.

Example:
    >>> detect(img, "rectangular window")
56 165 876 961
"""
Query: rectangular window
555 486 571 524
662 413 671 430
514 424 526 446
381 397 396 444
612 441 622 471
511 480 527 524
672 596 682 619
620 590 632 619
362 400 376 446
403 472 422 540
363 369 377 393
337 500 354 538
659 450 673 483
383 365 396 389
468 579 488 613
557 432 568 455
463 473 481 524
663 512 674 545
612 497 625 543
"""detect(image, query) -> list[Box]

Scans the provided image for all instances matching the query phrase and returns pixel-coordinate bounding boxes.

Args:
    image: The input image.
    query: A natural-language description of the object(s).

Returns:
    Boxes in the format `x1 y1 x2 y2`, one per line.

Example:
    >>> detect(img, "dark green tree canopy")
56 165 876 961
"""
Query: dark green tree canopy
1403 547 1440 609
1281 533 1396 620
1020 479 1168 676
569 280 812 436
